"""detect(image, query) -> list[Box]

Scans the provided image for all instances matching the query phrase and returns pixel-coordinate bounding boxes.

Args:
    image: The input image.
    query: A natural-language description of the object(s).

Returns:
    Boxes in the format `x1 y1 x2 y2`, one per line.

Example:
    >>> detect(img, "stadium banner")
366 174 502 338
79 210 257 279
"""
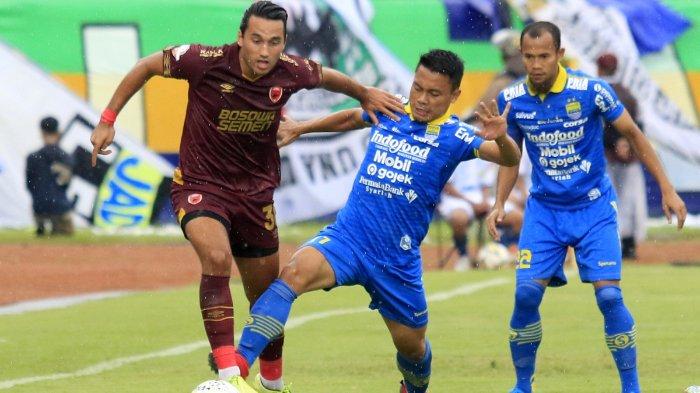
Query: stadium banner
93 150 164 228
524 0 700 191
0 41 173 228
274 0 412 224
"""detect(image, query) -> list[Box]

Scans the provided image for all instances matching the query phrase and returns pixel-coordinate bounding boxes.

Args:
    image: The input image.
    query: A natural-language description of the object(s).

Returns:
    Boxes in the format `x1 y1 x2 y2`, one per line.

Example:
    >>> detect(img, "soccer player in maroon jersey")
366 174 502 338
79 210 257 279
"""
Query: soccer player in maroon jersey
89 2 403 392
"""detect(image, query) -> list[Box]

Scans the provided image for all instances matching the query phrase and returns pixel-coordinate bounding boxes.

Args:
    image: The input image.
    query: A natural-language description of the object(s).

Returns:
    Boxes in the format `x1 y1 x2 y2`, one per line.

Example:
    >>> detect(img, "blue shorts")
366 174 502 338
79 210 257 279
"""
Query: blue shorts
516 189 622 287
304 226 428 328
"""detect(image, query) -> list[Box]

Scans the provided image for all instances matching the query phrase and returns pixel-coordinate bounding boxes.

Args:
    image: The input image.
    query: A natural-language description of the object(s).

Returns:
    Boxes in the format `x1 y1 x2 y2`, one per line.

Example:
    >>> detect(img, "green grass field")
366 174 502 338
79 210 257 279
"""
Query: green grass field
0 221 697 245
1 264 698 392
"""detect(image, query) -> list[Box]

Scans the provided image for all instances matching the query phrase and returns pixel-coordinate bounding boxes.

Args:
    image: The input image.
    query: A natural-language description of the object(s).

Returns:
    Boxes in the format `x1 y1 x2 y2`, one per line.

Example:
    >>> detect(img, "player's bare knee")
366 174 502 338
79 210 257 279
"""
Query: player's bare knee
202 248 233 275
279 260 313 294
398 337 426 361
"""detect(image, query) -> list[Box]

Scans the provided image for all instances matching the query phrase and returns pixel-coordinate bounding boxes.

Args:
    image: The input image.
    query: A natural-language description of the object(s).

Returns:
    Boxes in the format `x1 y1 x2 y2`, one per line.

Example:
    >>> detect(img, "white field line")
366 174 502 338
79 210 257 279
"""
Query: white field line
0 291 134 316
0 277 510 390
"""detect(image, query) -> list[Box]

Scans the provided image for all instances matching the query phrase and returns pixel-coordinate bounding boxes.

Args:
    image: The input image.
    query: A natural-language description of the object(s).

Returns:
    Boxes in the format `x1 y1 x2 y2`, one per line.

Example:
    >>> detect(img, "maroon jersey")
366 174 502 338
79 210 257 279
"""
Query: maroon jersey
164 43 322 195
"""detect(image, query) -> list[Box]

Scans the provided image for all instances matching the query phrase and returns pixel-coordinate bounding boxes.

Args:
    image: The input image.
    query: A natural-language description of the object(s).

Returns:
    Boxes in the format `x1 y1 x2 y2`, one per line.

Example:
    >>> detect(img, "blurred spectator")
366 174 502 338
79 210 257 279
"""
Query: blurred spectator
438 159 523 270
26 116 74 236
598 53 647 259
464 28 526 122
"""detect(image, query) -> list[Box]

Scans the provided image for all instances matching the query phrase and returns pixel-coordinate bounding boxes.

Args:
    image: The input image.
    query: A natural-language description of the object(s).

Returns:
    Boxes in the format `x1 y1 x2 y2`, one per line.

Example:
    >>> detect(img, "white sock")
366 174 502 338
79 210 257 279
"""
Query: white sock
218 366 240 381
260 375 285 391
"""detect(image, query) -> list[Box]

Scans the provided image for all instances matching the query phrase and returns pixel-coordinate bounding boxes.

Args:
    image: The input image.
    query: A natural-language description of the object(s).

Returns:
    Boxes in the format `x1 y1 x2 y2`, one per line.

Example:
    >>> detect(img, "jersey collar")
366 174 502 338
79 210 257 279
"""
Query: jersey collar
526 64 567 100
405 103 453 126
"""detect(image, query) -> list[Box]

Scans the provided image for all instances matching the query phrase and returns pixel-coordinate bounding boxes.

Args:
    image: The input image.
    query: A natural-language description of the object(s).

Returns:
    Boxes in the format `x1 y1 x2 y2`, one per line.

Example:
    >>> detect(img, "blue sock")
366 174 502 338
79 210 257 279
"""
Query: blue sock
596 285 639 393
509 281 545 393
397 340 432 393
453 234 468 256
237 279 297 368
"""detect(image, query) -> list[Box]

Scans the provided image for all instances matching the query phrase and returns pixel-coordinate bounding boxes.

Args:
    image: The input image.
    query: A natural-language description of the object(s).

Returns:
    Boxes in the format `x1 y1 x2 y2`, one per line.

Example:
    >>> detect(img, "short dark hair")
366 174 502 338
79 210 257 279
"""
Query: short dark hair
417 49 464 90
521 21 561 50
40 116 59 134
240 1 288 36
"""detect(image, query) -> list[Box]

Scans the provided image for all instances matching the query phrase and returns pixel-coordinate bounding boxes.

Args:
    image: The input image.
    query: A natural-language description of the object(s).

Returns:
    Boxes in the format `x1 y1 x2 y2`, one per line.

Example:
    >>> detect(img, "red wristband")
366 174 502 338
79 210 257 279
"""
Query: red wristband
100 108 117 126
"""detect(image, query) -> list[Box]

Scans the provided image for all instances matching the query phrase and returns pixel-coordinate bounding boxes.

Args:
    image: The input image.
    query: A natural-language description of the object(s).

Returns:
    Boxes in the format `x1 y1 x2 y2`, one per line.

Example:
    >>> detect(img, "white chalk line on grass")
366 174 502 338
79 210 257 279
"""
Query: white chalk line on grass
0 291 134 316
0 277 509 390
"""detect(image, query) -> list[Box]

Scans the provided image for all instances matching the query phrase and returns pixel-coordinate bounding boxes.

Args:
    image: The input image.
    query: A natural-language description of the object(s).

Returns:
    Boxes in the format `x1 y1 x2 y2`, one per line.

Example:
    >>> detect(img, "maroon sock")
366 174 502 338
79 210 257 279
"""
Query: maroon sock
259 335 284 380
200 275 235 369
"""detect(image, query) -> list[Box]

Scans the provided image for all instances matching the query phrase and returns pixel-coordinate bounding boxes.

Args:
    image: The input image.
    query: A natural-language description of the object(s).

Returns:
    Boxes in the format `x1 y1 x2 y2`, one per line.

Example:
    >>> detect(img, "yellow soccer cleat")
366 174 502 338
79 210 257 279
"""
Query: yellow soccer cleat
227 375 258 393
254 373 292 393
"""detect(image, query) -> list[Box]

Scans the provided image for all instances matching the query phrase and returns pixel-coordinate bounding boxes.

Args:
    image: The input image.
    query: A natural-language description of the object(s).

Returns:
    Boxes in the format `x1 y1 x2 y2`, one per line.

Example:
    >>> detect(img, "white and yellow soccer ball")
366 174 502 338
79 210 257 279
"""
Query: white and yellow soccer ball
192 380 239 393
477 242 514 270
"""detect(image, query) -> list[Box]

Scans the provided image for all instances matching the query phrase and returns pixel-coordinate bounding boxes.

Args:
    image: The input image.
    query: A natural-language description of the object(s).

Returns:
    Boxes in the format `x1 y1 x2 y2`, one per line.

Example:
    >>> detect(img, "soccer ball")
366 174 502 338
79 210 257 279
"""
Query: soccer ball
477 242 514 270
191 380 239 393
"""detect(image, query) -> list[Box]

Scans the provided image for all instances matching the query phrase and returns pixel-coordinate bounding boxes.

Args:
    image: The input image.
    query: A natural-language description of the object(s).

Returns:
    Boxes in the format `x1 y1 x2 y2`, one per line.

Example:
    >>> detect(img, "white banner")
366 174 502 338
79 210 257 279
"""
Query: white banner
527 0 700 191
0 41 173 228
274 0 412 224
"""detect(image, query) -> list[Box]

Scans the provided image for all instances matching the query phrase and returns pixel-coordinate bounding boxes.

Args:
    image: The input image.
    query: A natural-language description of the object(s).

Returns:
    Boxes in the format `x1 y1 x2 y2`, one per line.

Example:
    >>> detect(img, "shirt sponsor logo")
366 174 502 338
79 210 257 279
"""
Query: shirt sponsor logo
563 117 588 128
515 111 537 119
371 131 430 161
540 144 576 158
359 176 407 199
366 163 413 184
503 83 526 101
373 150 413 172
199 48 223 58
538 154 581 169
527 127 584 146
594 83 618 113
566 76 589 91
455 127 476 143
598 261 617 267
216 109 275 133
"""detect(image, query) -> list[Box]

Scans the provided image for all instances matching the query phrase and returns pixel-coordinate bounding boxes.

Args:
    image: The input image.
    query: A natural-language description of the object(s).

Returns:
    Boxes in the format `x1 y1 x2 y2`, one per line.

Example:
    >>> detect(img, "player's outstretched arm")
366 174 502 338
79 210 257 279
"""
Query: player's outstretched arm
474 100 521 167
90 51 165 166
277 109 368 148
486 164 520 241
319 68 404 124
612 110 687 228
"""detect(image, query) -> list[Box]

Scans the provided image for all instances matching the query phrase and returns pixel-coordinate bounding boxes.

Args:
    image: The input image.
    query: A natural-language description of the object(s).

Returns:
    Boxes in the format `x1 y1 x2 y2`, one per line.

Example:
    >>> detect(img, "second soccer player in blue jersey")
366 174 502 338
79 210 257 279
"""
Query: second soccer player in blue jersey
489 22 687 393
224 49 521 392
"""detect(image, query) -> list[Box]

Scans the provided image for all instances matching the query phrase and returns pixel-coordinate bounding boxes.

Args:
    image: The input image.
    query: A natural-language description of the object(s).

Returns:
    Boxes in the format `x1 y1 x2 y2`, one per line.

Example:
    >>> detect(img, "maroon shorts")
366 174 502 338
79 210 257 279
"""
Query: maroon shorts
171 183 279 258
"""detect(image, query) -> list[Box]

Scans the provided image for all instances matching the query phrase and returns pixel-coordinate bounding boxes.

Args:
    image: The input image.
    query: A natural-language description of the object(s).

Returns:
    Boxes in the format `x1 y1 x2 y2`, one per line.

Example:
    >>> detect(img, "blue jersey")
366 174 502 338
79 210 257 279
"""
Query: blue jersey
331 106 484 267
498 66 625 209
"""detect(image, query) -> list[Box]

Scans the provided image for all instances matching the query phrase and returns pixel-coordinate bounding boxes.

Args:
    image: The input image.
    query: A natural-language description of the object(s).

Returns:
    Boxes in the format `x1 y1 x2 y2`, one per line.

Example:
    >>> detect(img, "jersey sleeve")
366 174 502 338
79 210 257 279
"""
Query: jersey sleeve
592 80 625 122
285 54 322 91
497 92 523 146
163 44 211 85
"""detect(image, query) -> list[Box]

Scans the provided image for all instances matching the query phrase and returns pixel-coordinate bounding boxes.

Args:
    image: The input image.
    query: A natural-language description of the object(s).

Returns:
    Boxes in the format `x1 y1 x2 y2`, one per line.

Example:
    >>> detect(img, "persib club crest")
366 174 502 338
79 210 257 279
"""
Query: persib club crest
565 98 582 120
269 86 283 103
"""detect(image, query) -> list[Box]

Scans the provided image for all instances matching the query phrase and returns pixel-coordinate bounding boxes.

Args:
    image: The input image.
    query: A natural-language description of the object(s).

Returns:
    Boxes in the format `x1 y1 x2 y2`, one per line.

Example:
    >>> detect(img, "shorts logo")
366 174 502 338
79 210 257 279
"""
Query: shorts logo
400 235 412 251
269 86 283 103
413 309 428 317
188 193 203 205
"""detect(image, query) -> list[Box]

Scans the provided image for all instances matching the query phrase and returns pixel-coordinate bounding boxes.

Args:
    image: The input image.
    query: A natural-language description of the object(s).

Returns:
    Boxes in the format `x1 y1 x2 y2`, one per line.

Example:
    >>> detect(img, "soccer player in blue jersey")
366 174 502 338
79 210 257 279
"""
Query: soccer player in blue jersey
223 49 521 392
488 22 687 393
